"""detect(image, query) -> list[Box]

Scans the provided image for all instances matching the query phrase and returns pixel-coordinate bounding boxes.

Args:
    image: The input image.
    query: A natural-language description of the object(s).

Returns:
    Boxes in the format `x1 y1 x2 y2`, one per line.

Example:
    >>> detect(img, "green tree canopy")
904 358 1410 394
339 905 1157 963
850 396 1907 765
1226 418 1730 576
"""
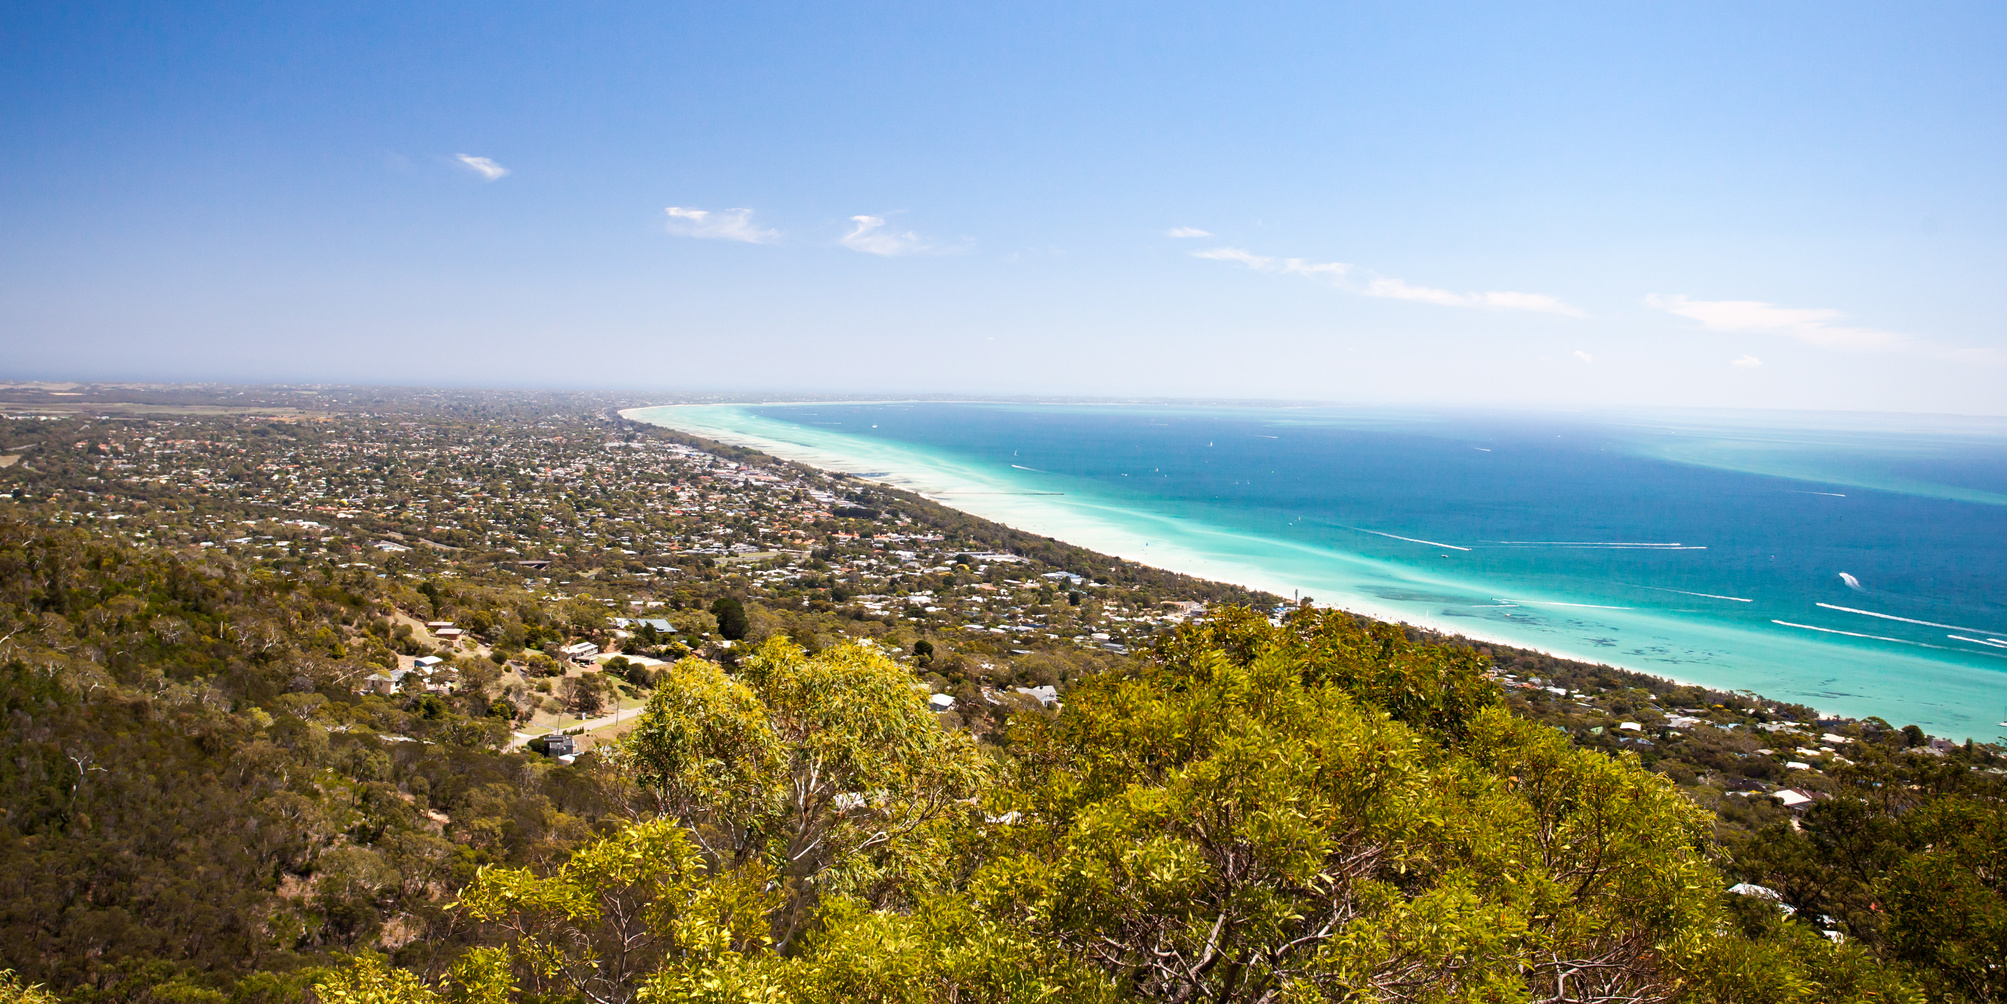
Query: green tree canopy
710 597 750 641
1729 736 2007 1002
428 611 1916 1004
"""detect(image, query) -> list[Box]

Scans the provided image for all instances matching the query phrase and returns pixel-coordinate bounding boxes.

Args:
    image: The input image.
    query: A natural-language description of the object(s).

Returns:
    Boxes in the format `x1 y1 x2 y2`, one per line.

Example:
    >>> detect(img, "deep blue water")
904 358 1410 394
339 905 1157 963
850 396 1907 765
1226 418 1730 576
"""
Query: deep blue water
633 402 2007 738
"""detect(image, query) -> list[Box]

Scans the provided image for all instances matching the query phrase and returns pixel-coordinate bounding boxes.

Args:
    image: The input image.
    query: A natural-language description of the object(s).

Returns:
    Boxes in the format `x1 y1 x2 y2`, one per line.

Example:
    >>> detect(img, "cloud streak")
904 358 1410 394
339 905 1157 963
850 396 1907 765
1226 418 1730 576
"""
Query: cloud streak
455 154 508 181
1644 295 1908 352
664 207 779 244
1646 294 2001 364
1191 246 1274 268
1165 226 1212 238
841 215 933 256
1193 245 1583 317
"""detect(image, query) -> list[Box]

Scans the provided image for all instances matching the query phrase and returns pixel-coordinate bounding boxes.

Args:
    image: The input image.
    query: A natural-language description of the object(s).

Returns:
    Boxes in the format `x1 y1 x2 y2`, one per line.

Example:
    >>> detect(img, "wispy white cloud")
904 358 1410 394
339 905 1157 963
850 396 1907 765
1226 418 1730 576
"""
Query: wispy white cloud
1645 295 1906 352
1194 245 1581 316
1362 277 1464 307
1281 258 1352 282
1473 290 1584 316
1192 247 1351 281
841 215 932 256
1574 350 1593 364
1362 277 1585 315
1732 355 1763 369
1191 246 1272 268
664 207 779 244
1165 226 1213 238
455 154 509 181
1646 294 2003 364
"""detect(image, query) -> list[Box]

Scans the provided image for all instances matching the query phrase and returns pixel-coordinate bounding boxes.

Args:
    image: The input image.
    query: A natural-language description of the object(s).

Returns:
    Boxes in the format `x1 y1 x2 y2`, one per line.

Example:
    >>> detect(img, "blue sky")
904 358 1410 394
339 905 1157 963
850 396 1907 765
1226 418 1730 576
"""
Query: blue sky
4 2 2006 413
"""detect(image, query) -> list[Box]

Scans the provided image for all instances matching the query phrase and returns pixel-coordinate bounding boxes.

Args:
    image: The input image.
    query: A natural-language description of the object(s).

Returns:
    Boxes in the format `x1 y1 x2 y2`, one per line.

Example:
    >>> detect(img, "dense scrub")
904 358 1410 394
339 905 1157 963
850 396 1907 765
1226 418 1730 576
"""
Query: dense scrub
3 487 2001 1001
315 611 1929 1002
0 518 627 995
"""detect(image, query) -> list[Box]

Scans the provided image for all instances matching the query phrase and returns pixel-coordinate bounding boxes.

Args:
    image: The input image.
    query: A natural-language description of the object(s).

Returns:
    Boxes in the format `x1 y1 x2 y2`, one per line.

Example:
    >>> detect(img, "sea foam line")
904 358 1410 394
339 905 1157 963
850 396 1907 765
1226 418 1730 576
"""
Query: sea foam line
1816 602 1998 635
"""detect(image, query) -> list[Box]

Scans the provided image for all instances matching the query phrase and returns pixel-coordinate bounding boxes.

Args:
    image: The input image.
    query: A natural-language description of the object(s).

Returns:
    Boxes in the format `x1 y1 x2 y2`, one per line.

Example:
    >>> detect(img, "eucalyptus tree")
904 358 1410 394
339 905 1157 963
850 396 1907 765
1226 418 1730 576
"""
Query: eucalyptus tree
458 638 989 1003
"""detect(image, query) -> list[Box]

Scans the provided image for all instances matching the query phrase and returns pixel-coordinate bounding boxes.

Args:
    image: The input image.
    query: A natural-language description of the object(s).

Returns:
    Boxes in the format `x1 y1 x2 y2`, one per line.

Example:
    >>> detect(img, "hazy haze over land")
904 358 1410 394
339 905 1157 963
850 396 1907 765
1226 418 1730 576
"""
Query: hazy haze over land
4 3 2007 413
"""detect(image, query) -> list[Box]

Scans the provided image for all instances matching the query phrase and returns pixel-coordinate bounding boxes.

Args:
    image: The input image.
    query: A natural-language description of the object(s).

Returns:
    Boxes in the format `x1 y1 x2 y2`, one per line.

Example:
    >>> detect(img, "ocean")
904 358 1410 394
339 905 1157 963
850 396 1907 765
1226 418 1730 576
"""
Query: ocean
625 402 2007 740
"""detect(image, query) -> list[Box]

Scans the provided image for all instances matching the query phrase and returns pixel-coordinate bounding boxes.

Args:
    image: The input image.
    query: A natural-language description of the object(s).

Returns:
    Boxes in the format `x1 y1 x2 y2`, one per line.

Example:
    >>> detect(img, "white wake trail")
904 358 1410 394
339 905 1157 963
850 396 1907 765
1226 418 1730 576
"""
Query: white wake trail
1816 602 1998 635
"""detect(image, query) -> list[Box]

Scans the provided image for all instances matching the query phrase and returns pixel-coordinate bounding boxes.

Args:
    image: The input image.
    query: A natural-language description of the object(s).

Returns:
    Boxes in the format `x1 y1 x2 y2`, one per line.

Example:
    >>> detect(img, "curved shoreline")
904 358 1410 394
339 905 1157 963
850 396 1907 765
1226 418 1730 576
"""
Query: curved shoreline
620 405 1725 686
622 402 2006 739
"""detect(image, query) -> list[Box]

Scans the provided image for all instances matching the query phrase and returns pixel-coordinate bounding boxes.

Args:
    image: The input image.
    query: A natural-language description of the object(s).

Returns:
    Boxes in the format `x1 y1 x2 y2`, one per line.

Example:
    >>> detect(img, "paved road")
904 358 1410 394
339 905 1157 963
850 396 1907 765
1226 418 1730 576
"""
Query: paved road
508 703 646 750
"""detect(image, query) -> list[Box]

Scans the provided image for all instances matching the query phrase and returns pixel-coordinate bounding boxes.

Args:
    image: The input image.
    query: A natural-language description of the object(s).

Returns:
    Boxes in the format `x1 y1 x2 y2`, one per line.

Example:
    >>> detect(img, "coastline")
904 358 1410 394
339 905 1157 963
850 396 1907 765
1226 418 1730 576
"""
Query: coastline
620 404 1753 699
622 401 2007 739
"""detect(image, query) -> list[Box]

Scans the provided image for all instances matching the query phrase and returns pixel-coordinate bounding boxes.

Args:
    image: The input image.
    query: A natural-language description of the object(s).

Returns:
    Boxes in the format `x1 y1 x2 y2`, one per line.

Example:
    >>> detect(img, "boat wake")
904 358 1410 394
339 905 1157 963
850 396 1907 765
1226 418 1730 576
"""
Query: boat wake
1816 601 1997 634
1643 585 1753 603
1346 526 1471 551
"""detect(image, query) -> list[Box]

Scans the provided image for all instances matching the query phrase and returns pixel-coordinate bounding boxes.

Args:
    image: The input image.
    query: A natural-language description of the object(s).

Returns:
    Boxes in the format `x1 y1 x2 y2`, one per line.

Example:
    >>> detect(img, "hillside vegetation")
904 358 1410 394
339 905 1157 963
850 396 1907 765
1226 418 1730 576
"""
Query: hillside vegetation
2 505 1979 1002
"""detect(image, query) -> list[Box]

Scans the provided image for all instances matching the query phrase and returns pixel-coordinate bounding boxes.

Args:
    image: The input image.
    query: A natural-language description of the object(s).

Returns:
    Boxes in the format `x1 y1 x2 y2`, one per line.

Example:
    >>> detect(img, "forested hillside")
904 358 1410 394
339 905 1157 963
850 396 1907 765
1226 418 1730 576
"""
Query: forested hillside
2 503 1991 1002
0 515 630 997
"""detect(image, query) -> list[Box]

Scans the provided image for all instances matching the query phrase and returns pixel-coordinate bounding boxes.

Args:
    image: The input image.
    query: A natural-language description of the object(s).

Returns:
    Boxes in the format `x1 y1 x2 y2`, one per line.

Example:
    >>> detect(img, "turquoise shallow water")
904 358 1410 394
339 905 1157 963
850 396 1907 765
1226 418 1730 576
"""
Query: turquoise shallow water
626 402 2007 740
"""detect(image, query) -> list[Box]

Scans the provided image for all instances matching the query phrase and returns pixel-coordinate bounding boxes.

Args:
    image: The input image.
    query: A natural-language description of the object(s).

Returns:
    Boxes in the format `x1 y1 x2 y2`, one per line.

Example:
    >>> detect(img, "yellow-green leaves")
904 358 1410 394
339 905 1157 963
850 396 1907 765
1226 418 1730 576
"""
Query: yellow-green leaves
619 657 784 823
455 640 993 1004
978 608 1743 1001
312 956 440 1004
446 949 515 1004
456 819 778 1004
773 896 1116 1004
0 971 59 1004
735 636 988 808
621 638 989 902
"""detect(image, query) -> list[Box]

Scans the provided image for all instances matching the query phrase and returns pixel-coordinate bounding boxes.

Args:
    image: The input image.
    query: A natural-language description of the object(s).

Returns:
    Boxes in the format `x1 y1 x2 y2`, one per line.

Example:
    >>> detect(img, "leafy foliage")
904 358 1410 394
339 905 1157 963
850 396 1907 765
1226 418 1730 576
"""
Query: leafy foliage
619 639 990 946
1729 739 2007 1002
977 608 1721 1001
320 608 1925 1004
1 971 61 1004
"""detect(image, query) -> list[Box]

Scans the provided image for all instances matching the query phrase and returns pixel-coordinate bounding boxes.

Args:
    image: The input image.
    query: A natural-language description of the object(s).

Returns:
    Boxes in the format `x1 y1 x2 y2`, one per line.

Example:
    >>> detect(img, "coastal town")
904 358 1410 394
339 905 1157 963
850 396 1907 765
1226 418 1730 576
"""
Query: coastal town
0 384 1268 751
3 383 1997 811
